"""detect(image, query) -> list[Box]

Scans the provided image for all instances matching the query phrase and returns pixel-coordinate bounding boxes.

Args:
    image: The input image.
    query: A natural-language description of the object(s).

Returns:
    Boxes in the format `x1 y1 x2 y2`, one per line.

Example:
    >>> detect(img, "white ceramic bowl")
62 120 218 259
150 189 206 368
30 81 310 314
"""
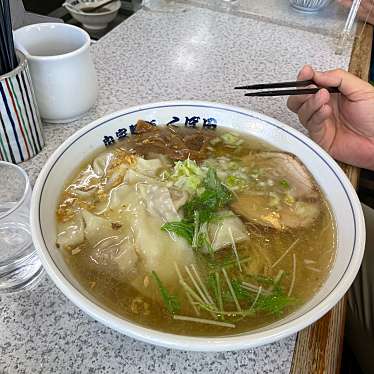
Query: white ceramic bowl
63 0 122 31
30 101 366 351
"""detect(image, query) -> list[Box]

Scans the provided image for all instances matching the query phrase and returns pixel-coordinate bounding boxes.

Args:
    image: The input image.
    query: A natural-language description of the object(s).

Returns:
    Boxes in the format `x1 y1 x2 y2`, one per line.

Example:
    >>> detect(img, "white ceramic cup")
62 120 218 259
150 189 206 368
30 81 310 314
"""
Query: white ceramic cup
14 23 98 124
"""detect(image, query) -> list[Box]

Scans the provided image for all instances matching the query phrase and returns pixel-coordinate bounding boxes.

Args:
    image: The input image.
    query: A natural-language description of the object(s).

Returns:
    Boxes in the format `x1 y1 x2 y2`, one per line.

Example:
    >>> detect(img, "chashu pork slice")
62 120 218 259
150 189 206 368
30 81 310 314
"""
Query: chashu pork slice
231 152 321 230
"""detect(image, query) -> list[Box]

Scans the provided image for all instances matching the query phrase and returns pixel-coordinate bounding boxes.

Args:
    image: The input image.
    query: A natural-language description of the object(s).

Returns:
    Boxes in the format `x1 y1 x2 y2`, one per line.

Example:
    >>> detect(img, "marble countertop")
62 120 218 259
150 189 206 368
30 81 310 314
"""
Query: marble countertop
0 6 353 374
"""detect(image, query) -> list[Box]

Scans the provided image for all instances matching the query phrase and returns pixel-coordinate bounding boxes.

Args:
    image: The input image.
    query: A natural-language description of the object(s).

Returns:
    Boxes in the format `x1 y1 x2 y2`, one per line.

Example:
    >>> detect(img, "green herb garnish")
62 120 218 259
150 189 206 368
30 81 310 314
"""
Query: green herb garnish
161 221 194 244
245 274 277 287
254 292 296 316
184 168 232 222
162 168 233 253
231 280 252 301
279 179 290 189
151 271 180 315
198 253 250 272
224 277 296 316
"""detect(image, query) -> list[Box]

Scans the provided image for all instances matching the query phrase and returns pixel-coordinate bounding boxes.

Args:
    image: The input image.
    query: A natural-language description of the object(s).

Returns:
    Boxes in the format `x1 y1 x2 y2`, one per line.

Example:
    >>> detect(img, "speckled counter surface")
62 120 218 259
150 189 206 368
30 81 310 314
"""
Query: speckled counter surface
0 7 353 374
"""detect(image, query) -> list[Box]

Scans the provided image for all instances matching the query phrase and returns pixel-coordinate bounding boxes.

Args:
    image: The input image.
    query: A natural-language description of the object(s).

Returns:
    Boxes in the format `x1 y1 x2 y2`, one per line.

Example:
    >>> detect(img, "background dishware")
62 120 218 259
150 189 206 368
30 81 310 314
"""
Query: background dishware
0 161 43 294
78 0 119 13
0 51 44 164
63 0 122 30
289 0 331 12
30 101 365 351
13 23 98 124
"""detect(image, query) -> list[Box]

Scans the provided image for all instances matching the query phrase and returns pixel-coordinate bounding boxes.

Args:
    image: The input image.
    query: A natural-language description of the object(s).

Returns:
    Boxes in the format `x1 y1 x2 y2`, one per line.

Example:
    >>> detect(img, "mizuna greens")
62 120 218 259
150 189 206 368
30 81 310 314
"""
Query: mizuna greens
162 168 233 254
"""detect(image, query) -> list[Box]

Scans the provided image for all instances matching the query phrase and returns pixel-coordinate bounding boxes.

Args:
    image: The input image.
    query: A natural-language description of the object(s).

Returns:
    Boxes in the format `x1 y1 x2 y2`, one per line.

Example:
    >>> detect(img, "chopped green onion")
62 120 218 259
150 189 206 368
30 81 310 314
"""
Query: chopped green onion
279 179 290 189
210 137 221 146
166 158 207 194
220 133 244 147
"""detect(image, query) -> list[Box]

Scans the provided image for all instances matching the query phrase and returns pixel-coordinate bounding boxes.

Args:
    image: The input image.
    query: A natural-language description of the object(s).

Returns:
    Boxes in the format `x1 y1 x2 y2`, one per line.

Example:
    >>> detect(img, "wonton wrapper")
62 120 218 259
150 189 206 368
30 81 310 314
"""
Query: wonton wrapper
208 211 249 252
134 158 164 177
137 183 181 222
56 215 85 250
92 152 114 177
82 209 120 247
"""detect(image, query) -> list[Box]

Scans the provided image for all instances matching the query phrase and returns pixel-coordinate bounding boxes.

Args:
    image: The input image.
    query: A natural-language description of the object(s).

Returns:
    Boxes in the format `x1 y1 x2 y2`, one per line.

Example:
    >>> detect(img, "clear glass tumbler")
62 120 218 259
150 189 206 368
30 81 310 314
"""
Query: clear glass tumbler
142 0 187 13
0 161 43 294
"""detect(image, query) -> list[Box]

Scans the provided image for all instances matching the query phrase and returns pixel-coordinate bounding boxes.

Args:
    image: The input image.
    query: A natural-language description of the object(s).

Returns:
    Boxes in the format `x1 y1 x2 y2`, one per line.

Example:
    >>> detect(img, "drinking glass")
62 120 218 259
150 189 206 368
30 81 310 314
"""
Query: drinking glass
142 0 187 12
0 162 43 294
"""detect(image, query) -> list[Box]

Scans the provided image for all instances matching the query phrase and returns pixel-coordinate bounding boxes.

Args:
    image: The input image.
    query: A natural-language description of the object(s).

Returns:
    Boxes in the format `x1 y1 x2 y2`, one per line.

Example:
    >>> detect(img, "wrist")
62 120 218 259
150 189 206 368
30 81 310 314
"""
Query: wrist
360 137 374 171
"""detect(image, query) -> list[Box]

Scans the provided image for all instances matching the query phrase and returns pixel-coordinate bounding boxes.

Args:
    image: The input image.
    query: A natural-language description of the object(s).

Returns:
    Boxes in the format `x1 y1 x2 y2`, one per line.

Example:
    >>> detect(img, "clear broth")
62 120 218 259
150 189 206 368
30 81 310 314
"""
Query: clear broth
57 126 335 336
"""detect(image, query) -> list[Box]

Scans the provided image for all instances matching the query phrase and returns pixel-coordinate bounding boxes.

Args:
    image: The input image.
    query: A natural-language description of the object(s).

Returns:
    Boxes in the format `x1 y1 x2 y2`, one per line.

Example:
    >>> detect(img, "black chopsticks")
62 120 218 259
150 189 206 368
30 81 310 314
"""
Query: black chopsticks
235 79 340 97
0 0 17 76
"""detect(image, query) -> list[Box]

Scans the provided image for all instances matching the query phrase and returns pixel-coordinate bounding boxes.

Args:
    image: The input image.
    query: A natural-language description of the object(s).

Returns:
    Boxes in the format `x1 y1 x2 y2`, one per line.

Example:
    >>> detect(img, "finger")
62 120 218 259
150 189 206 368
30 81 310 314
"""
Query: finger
312 68 373 97
297 89 330 127
360 0 374 12
337 0 373 22
357 6 371 21
336 0 353 8
287 65 316 113
306 105 332 144
297 64 314 81
351 0 374 22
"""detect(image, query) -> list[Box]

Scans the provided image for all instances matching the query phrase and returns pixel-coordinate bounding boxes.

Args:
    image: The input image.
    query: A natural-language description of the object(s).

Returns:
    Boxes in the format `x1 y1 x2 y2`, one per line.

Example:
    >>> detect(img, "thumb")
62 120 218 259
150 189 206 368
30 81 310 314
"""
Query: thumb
312 68 372 97
336 0 353 9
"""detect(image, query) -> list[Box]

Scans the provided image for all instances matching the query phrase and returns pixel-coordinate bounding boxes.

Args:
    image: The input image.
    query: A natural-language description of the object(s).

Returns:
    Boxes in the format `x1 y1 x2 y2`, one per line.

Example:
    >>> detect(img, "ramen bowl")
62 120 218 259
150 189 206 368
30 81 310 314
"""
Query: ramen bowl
30 101 365 351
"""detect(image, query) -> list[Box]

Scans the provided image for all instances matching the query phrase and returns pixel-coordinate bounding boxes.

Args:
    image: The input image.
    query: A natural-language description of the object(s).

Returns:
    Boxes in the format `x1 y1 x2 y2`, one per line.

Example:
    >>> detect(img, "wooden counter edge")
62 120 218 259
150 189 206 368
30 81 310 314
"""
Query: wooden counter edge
290 22 373 374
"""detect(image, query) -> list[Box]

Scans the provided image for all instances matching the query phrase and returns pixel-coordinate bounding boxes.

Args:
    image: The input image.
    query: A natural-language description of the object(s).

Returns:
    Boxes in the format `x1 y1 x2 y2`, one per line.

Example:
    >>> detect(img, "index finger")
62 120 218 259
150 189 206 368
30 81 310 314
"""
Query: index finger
312 68 373 96
287 65 316 113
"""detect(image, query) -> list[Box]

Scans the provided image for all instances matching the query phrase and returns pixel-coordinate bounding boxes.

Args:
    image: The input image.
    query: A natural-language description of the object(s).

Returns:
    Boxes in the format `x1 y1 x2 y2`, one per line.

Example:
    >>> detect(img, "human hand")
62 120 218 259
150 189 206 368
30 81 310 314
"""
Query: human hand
287 65 374 170
337 0 374 26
